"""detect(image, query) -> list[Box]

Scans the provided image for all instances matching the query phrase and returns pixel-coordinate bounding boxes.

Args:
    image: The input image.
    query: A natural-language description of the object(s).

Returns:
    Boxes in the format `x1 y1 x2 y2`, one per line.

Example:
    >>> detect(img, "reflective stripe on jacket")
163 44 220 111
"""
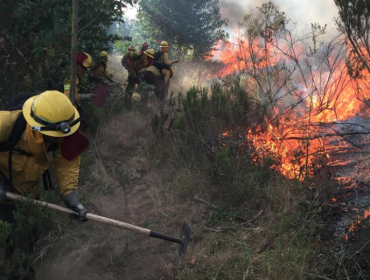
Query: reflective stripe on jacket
64 77 81 106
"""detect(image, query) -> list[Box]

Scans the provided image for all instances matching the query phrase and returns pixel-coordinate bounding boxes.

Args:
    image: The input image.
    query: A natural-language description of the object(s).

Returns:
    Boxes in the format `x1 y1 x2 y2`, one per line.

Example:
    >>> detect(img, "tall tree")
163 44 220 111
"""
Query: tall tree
0 0 135 96
137 0 227 59
334 0 370 76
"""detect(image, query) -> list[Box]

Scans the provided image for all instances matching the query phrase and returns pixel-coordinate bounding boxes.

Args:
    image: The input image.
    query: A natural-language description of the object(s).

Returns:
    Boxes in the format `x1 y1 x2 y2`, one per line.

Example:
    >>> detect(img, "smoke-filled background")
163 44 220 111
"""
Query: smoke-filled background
126 0 339 35
219 0 339 35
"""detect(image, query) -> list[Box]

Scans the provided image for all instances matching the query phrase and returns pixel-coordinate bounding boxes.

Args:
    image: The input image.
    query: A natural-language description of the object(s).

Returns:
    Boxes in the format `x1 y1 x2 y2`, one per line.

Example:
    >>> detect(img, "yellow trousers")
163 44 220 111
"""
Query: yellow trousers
161 69 171 84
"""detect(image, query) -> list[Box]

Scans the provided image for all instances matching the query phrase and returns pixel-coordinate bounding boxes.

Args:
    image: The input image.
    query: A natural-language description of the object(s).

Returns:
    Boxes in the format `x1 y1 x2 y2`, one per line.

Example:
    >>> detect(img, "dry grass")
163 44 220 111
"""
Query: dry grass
33 83 336 280
159 174 324 280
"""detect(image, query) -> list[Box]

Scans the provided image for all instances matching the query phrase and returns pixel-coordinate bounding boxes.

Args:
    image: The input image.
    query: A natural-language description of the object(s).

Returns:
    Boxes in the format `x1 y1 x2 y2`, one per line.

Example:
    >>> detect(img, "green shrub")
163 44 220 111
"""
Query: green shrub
0 200 53 279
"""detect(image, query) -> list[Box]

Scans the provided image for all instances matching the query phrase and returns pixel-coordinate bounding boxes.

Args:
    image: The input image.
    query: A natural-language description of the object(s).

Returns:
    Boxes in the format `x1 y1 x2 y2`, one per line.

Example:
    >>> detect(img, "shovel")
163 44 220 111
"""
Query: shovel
5 192 191 259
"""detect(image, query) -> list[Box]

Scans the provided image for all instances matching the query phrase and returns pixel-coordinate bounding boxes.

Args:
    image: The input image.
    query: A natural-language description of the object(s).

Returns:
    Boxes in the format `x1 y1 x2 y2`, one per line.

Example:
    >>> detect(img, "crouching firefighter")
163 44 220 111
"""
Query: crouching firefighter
154 41 180 89
0 91 89 280
125 48 155 98
121 45 136 71
64 52 95 104
92 51 114 84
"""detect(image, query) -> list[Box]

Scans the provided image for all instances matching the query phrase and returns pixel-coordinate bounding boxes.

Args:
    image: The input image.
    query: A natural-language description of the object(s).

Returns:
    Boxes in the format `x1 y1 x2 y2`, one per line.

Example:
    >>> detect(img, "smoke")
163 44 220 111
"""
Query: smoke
219 0 338 36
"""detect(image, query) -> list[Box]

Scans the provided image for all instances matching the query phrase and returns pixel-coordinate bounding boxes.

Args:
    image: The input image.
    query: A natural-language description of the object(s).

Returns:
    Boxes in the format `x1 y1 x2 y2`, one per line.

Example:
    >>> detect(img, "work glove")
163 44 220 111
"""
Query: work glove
0 183 6 203
62 190 87 222
79 93 96 101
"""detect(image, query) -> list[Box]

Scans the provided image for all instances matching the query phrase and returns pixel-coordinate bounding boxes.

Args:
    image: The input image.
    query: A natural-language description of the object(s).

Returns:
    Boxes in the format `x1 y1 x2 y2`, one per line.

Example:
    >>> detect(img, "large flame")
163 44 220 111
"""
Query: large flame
212 33 370 240
212 36 370 181
208 38 284 78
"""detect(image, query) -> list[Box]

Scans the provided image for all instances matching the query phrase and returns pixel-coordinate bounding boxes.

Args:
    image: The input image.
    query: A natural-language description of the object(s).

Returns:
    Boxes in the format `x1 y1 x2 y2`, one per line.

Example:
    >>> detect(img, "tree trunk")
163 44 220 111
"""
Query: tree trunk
69 0 78 104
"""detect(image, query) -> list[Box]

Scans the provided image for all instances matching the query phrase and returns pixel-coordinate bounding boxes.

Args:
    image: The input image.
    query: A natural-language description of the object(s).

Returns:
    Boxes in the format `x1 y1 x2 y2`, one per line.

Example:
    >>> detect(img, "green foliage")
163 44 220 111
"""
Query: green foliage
204 145 273 208
243 1 287 43
168 81 277 210
172 81 256 148
112 19 137 53
0 0 135 97
112 19 149 54
136 0 228 59
0 202 53 279
334 0 370 76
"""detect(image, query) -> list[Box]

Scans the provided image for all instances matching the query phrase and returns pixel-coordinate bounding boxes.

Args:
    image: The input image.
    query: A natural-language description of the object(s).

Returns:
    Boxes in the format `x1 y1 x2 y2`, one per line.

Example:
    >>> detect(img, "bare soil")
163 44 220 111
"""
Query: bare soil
36 105 207 280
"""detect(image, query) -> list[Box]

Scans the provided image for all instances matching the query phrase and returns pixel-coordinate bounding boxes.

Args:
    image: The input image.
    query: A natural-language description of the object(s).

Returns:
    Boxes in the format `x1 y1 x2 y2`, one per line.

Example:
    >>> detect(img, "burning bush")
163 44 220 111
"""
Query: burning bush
205 2 370 184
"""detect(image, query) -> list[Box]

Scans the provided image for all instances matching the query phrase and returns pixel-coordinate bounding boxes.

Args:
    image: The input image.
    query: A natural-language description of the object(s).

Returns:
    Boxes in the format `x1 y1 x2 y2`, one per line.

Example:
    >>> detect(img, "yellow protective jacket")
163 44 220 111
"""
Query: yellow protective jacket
92 62 109 79
64 77 81 106
128 52 151 78
0 111 80 197
158 52 175 66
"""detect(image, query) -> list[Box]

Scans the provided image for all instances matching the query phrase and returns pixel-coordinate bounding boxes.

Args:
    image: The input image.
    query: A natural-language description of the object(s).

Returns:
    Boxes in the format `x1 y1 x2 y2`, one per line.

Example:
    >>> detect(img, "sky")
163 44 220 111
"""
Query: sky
124 0 339 35
125 4 138 20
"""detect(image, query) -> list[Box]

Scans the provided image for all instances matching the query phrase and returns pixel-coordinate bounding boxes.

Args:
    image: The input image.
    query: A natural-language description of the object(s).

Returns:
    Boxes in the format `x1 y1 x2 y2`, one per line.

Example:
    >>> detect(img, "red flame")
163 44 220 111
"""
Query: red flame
208 39 284 78
212 35 370 241
212 36 370 181
346 209 370 241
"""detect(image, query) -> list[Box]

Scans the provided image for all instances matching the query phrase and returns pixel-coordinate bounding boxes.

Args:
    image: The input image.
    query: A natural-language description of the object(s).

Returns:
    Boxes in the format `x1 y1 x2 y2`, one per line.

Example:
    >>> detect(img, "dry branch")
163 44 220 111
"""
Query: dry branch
322 203 358 212
242 210 263 226
286 131 370 141
193 195 247 223
334 189 356 196
193 195 218 209
349 239 370 260
79 11 104 34
307 273 334 280
204 226 235 233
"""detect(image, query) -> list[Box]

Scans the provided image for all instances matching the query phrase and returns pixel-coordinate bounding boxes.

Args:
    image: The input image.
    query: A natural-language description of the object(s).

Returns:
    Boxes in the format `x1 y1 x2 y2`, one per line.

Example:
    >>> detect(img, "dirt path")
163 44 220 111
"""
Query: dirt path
36 107 204 280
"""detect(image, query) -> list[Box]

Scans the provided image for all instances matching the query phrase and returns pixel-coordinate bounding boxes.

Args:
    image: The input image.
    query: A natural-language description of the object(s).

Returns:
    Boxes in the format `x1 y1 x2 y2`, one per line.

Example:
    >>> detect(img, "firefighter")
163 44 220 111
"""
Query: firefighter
139 42 149 55
92 51 114 83
63 52 96 127
0 90 88 280
63 52 95 106
139 42 154 67
155 41 180 85
125 48 155 98
121 45 136 71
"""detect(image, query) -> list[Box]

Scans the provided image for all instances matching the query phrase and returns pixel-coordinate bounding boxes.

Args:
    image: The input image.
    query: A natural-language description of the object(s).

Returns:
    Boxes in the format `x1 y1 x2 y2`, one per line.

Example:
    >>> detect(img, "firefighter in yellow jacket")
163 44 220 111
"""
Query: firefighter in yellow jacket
63 52 95 106
125 48 155 98
0 90 87 279
156 41 180 85
92 51 114 83
121 45 136 70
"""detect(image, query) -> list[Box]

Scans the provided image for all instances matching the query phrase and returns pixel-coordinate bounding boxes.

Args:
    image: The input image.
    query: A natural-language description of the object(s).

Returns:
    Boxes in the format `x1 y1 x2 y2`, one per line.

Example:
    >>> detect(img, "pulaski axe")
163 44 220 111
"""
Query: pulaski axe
5 192 191 259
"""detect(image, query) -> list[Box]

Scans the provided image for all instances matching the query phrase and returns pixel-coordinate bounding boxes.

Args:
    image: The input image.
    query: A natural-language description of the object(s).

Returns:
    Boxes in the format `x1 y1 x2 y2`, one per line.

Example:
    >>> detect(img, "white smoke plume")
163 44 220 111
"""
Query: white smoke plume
219 0 339 36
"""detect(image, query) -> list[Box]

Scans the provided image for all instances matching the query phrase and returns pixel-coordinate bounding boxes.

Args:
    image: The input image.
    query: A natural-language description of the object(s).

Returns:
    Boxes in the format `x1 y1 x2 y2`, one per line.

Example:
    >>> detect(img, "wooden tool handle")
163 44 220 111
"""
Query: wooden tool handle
5 192 151 236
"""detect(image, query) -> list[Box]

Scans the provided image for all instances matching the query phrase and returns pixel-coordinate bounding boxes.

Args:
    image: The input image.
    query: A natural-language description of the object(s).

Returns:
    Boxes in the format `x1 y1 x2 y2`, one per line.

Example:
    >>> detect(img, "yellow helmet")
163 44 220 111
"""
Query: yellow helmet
144 49 155 59
82 52 93 68
160 41 169 49
23 91 80 137
100 51 109 57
